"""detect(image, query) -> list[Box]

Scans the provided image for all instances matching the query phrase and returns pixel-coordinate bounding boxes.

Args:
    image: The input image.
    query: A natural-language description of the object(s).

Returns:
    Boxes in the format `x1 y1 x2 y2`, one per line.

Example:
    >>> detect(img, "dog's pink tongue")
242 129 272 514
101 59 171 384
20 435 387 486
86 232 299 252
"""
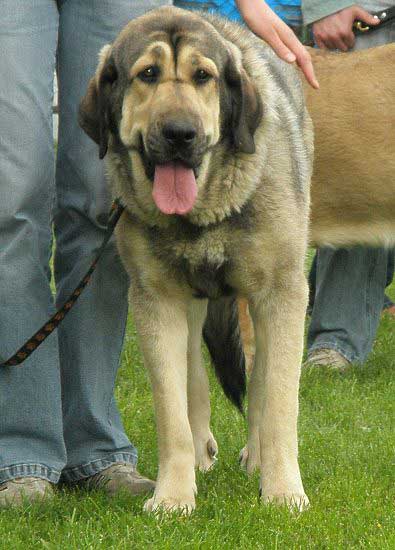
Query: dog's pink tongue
153 162 197 215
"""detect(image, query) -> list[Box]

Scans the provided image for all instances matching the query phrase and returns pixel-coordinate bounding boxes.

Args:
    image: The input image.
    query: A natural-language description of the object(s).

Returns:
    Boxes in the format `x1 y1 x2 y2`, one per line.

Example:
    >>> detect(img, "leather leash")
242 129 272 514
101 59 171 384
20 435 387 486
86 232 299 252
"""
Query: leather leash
354 6 395 34
0 199 125 368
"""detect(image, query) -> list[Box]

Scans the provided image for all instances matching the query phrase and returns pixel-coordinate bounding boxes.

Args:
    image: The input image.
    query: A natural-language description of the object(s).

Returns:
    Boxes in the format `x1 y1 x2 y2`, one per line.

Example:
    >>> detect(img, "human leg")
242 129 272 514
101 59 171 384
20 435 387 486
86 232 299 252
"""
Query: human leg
307 247 388 364
55 0 170 482
309 249 395 315
0 0 66 488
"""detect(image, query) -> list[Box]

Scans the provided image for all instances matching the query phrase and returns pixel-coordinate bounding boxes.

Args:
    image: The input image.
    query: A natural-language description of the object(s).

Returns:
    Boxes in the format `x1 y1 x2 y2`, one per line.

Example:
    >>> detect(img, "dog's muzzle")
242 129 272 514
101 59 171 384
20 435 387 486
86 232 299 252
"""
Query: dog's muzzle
145 116 205 168
142 118 207 216
161 120 197 151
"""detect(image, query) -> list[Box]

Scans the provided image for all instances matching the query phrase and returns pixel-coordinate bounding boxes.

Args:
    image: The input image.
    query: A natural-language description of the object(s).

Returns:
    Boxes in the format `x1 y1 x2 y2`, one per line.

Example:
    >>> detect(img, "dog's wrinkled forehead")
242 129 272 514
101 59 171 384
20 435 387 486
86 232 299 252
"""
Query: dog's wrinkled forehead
111 9 229 78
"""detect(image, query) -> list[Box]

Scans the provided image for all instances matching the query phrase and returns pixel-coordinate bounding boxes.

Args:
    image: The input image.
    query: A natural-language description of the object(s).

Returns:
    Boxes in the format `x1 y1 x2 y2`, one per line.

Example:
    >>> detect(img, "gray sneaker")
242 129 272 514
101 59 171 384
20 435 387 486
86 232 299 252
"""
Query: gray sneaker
0 477 54 508
79 463 155 497
304 348 351 371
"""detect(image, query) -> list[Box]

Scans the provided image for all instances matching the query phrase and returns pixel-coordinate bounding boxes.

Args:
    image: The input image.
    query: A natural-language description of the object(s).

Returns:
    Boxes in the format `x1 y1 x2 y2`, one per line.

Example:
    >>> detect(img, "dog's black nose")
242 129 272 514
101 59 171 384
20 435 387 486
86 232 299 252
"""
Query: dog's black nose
162 121 197 147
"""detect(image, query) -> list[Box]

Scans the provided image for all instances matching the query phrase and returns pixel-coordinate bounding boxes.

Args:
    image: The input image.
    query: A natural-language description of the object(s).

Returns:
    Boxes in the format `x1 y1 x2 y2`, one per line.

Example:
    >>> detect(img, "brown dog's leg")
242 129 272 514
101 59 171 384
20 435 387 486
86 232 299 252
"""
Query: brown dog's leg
238 298 255 376
248 274 309 510
239 351 264 474
187 299 218 472
132 289 196 514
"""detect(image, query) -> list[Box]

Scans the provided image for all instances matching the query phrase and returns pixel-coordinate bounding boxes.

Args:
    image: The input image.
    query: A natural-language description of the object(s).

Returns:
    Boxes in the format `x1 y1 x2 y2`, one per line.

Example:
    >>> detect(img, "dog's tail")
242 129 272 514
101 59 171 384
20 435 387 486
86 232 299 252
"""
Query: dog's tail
203 296 246 413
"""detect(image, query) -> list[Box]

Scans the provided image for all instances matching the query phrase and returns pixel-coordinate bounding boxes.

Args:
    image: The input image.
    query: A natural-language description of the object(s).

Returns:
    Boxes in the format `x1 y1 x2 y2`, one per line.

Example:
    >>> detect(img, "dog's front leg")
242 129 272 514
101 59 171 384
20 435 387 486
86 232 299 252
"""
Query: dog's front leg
249 277 309 510
187 299 218 472
132 290 196 514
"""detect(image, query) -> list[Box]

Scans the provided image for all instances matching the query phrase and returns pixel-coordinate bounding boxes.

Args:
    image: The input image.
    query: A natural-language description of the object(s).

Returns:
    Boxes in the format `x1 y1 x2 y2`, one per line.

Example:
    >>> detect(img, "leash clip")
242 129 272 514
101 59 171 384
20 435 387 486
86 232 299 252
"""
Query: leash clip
354 9 389 33
353 20 370 32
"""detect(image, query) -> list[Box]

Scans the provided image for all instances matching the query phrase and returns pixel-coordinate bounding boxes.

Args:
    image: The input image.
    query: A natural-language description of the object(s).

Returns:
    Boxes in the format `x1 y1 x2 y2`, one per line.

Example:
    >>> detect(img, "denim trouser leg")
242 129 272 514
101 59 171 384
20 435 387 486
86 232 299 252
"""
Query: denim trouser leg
307 247 388 363
55 0 171 481
54 0 133 479
0 1 66 483
55 0 170 481
309 249 395 311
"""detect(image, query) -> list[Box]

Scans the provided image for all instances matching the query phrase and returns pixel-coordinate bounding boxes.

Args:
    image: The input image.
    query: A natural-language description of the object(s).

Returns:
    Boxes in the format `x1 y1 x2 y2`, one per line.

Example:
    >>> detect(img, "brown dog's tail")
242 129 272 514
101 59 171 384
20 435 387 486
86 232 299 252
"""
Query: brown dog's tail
203 296 246 413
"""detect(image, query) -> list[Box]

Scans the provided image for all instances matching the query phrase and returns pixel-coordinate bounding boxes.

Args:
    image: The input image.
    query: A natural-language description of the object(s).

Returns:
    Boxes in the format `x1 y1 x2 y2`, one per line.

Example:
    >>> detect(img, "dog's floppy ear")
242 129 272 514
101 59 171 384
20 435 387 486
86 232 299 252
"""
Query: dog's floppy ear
79 44 117 159
224 53 263 154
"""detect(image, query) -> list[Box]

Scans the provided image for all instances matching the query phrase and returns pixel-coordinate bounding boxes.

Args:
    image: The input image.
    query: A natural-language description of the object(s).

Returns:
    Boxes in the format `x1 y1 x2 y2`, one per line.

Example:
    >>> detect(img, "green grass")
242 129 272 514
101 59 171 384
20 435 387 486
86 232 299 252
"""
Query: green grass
0 282 394 549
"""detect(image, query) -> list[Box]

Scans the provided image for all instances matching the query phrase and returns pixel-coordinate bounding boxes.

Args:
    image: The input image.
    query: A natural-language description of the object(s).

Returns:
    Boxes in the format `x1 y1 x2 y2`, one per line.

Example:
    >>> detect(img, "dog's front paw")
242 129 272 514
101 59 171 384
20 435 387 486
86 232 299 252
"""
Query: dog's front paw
260 490 310 512
195 435 218 472
144 492 196 515
239 445 260 474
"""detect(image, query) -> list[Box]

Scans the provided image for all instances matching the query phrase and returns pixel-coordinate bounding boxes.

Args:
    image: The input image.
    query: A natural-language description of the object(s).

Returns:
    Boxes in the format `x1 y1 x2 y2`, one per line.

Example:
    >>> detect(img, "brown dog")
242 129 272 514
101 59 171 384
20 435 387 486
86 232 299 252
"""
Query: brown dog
80 6 313 513
307 44 395 248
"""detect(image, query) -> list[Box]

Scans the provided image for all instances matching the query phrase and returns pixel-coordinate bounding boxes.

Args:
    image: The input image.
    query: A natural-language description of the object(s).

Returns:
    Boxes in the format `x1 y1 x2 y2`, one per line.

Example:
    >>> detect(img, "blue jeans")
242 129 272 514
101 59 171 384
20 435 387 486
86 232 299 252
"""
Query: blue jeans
308 247 392 363
0 0 169 484
307 19 395 364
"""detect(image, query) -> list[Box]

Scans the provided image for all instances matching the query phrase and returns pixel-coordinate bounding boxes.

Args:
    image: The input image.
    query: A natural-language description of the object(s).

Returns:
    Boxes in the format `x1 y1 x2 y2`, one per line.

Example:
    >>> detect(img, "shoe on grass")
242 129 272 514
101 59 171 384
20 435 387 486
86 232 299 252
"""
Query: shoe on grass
0 477 54 508
79 463 155 496
382 304 395 317
304 348 351 371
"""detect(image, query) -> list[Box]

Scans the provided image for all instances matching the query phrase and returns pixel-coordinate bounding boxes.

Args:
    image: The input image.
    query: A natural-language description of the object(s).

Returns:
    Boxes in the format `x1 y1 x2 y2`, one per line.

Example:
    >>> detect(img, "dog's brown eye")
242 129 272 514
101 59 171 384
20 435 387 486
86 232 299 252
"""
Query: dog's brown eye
138 66 160 83
194 69 211 84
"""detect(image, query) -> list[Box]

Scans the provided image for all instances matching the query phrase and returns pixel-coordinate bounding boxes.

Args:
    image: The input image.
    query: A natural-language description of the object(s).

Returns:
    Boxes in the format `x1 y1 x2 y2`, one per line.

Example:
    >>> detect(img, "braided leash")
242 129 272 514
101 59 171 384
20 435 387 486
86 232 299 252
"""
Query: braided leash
0 199 125 368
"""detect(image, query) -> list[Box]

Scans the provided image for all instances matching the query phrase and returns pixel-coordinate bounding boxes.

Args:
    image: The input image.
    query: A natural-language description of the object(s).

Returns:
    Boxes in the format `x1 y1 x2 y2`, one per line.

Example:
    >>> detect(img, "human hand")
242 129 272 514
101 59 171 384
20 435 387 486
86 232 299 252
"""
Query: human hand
312 5 380 51
236 0 319 89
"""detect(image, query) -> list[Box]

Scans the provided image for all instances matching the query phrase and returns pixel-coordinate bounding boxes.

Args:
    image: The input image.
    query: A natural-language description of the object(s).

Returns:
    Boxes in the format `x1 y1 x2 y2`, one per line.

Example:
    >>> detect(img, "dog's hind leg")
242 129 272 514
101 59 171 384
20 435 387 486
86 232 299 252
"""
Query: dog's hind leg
249 275 309 511
237 298 262 474
239 353 263 475
238 298 255 376
131 288 196 514
187 299 218 472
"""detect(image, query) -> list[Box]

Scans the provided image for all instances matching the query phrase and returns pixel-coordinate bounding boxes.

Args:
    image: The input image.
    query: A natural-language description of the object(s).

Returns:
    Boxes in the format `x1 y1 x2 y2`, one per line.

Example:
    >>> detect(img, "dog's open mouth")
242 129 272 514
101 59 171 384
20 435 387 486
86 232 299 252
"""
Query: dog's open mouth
139 140 200 215
152 162 198 215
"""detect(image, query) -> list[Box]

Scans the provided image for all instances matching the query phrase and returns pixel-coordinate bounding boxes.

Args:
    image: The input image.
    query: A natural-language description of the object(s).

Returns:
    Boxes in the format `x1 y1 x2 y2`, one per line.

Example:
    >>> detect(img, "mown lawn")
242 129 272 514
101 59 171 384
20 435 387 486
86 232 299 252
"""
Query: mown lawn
0 280 394 549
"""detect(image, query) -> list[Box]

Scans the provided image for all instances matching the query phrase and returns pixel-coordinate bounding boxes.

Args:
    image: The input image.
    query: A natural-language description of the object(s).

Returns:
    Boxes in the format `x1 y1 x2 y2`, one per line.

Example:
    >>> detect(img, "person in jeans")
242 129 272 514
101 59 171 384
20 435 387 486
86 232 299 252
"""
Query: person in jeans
302 1 395 369
0 0 171 508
